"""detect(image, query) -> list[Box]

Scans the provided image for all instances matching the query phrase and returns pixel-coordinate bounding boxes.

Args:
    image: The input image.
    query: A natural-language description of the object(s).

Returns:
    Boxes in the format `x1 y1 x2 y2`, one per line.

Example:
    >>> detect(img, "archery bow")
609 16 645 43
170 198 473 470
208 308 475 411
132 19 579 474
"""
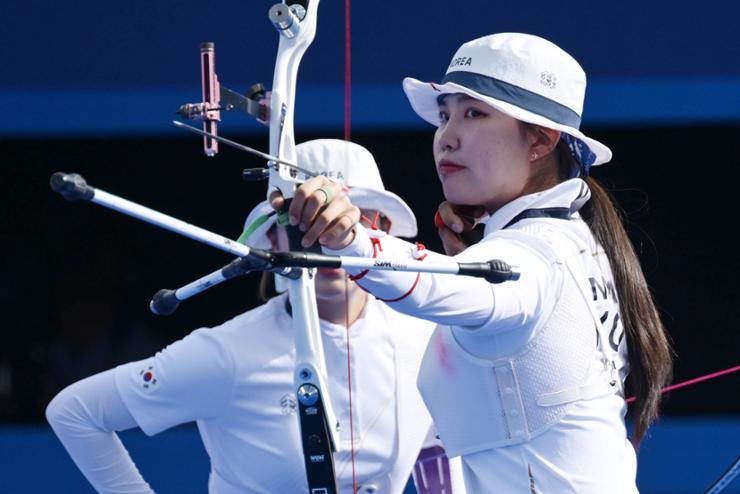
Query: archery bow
159 1 340 489
264 2 343 492
185 3 342 490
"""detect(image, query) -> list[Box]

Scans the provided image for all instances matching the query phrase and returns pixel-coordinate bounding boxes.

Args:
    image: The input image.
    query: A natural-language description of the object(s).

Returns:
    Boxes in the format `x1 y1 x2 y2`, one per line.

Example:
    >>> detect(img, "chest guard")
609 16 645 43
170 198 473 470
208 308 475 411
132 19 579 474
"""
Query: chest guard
417 225 622 457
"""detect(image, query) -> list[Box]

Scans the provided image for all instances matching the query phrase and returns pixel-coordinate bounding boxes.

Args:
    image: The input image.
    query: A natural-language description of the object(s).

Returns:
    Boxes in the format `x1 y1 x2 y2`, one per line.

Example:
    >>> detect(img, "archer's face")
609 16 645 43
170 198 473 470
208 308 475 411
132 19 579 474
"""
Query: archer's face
433 94 533 214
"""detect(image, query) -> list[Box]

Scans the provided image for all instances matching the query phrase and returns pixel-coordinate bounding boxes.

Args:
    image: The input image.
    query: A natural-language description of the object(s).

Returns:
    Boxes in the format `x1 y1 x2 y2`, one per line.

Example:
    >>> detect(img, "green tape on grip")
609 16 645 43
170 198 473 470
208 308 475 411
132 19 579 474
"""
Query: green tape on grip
276 209 290 227
237 214 271 245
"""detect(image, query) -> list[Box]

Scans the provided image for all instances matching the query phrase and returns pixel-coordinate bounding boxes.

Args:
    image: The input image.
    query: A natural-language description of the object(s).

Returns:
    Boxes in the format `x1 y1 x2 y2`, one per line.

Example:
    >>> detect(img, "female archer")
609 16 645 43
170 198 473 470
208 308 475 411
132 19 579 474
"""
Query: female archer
282 33 673 493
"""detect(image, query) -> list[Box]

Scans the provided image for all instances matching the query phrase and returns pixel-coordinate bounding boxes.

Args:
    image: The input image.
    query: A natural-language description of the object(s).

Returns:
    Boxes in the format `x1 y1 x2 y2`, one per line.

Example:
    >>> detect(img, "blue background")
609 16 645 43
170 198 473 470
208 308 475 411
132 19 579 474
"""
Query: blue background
2 418 739 493
2 0 739 136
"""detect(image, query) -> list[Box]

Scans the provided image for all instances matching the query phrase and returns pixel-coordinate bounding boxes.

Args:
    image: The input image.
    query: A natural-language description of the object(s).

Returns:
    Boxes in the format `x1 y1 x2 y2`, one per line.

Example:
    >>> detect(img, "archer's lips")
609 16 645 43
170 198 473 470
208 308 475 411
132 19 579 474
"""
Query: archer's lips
438 160 465 177
317 268 345 278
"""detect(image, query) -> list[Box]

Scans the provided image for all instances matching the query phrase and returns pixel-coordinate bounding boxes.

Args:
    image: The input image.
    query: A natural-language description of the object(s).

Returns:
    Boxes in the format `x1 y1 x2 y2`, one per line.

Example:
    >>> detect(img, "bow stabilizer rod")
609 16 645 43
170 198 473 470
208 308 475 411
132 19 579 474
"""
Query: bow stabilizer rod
50 172 519 313
148 248 518 315
149 255 302 316
50 172 254 258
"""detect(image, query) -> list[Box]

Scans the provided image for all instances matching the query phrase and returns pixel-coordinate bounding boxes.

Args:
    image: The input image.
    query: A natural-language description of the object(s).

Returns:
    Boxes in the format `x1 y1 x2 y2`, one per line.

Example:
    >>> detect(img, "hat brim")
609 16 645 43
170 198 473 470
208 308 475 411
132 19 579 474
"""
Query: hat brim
241 186 418 249
402 77 612 166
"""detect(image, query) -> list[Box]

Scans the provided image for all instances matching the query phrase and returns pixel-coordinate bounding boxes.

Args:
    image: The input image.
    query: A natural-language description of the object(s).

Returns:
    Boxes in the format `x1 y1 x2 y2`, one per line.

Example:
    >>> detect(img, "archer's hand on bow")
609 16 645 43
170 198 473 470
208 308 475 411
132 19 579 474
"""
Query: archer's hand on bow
270 176 360 250
434 202 487 256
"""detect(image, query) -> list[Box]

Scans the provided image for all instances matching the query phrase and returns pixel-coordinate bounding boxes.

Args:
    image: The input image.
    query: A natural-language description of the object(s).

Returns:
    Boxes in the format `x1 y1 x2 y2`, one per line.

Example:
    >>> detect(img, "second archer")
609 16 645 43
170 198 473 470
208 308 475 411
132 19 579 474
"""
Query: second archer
46 139 464 494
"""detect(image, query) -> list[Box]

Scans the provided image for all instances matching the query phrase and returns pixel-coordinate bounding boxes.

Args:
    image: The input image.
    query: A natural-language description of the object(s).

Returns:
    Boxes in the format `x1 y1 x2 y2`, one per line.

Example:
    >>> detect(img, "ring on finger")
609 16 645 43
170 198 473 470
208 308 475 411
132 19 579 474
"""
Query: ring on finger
317 185 335 205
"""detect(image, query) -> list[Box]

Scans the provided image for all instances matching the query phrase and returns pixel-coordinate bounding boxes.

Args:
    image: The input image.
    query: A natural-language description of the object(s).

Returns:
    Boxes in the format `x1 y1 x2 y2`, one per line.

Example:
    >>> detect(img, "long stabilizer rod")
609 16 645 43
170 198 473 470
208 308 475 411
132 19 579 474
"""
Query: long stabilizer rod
50 172 519 313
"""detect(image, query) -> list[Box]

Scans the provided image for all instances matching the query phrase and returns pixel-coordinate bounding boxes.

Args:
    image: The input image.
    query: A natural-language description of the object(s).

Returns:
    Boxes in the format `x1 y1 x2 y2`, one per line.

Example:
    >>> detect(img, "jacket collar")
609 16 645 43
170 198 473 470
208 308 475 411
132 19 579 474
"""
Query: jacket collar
483 178 590 235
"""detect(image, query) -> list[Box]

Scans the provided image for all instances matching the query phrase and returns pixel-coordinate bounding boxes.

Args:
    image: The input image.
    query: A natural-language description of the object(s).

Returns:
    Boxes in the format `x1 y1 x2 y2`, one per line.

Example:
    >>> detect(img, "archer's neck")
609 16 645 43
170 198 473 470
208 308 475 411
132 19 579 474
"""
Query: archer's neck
316 285 369 327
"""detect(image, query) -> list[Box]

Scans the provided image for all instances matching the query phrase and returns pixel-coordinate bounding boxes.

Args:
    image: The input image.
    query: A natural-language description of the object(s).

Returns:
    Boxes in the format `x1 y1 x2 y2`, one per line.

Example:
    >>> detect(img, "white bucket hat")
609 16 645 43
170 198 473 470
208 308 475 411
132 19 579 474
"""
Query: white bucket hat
240 139 417 249
403 32 612 173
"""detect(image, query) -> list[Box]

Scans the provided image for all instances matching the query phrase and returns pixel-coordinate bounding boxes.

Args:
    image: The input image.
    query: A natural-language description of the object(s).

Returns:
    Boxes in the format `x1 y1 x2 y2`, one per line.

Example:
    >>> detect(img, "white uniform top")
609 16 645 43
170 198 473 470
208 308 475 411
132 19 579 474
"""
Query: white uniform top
326 179 637 493
113 294 439 494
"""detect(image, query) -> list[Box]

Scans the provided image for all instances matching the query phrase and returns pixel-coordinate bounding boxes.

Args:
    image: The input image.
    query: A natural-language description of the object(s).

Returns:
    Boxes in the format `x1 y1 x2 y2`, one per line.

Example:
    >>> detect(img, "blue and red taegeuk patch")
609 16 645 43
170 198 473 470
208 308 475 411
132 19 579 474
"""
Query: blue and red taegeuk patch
139 365 158 389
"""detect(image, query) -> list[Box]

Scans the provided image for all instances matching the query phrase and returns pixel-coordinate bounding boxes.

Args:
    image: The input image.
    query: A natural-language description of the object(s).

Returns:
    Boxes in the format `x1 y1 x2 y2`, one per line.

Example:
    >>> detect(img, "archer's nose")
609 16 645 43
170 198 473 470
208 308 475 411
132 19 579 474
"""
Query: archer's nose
435 120 460 152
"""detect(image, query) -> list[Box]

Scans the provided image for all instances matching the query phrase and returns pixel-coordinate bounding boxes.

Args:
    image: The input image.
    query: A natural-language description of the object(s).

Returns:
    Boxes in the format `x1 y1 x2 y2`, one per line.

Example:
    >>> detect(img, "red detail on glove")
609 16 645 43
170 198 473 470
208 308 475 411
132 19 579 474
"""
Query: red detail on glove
348 237 382 281
372 237 383 252
360 211 381 230
434 211 446 229
353 238 422 301
348 270 369 282
414 242 428 261
373 273 421 303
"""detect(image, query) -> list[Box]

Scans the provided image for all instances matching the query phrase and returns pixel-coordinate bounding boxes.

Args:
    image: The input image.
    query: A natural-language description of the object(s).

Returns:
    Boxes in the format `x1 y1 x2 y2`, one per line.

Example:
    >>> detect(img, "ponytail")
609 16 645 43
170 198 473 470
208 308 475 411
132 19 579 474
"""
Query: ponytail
545 136 673 443
579 176 673 444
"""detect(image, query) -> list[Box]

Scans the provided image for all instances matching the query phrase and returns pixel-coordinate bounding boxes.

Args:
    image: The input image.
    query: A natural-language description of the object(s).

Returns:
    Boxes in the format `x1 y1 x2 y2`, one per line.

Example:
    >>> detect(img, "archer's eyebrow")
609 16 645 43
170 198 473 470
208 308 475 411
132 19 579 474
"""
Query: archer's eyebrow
436 93 476 107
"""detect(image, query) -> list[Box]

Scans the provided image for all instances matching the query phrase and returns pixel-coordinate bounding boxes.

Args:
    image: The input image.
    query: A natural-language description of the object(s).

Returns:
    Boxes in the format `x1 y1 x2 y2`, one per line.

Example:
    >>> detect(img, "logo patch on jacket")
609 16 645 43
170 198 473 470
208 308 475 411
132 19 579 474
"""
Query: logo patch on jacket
280 393 297 415
139 366 158 390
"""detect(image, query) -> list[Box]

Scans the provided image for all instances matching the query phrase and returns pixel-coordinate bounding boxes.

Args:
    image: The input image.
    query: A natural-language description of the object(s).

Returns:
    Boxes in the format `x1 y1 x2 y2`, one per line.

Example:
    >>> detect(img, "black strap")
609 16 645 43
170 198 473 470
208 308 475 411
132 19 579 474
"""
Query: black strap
502 206 573 229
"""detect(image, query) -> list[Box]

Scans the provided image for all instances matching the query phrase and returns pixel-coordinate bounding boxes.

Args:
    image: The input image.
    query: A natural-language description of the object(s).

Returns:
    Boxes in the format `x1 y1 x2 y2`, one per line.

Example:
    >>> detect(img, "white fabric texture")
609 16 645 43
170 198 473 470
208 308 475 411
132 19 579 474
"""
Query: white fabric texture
417 224 624 458
91 294 444 494
46 369 154 493
324 179 636 493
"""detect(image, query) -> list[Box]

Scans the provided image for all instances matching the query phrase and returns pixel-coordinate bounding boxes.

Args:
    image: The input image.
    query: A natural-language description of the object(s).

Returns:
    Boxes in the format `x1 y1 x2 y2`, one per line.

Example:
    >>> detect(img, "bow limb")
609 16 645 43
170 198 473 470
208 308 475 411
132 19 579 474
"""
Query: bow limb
268 0 319 199
267 1 341 491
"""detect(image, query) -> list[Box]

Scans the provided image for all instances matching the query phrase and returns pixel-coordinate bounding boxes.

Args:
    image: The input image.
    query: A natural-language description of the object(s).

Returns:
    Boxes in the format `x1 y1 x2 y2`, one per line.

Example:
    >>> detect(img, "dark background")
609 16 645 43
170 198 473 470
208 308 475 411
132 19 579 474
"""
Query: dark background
1 0 738 426
3 125 739 424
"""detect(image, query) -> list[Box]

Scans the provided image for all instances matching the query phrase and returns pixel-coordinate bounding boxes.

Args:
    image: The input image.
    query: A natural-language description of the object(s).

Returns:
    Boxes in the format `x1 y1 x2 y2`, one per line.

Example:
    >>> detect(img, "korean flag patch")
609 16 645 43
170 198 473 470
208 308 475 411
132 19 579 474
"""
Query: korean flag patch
139 365 158 391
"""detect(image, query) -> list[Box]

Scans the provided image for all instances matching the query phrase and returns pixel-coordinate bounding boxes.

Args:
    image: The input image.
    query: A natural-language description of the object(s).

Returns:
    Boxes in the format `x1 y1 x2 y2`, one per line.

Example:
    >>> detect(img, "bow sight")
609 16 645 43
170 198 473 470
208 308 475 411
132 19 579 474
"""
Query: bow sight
175 42 269 158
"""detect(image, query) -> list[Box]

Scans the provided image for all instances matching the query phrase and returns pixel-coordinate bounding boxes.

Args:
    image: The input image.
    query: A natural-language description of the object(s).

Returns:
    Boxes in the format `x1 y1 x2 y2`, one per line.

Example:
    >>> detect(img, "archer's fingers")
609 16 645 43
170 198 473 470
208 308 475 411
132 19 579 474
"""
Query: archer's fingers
288 176 331 227
437 202 486 233
437 227 470 257
301 194 358 248
320 209 361 250
298 180 345 233
437 202 465 233
456 204 487 230
269 190 285 212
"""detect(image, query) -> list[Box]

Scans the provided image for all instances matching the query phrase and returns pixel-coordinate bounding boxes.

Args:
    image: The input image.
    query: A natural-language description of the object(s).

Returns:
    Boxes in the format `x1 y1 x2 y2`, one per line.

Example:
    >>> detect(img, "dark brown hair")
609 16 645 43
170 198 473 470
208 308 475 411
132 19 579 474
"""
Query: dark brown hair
258 270 278 302
553 139 673 444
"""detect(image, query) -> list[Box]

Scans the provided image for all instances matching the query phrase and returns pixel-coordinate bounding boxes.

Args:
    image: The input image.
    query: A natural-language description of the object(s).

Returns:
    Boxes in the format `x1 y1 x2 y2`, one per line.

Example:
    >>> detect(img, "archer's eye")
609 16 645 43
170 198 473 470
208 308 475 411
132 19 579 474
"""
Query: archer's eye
465 108 485 118
438 111 449 124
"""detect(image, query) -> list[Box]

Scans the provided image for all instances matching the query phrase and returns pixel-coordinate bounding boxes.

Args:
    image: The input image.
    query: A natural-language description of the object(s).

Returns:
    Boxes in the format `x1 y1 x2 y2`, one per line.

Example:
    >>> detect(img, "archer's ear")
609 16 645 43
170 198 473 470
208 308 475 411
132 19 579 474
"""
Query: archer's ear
529 127 561 161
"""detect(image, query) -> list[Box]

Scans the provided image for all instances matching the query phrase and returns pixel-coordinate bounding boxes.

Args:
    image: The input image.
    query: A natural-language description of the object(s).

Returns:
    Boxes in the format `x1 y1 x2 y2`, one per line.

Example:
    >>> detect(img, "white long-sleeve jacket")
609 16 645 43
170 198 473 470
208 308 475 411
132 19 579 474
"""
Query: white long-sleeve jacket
46 295 465 493
325 179 637 493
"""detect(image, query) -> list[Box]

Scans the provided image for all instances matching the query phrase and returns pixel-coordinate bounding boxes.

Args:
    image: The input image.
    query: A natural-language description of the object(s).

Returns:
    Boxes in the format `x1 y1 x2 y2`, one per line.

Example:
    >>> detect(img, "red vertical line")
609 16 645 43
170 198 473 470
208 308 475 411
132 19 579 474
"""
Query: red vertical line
344 0 357 490
344 0 352 141
344 274 358 492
